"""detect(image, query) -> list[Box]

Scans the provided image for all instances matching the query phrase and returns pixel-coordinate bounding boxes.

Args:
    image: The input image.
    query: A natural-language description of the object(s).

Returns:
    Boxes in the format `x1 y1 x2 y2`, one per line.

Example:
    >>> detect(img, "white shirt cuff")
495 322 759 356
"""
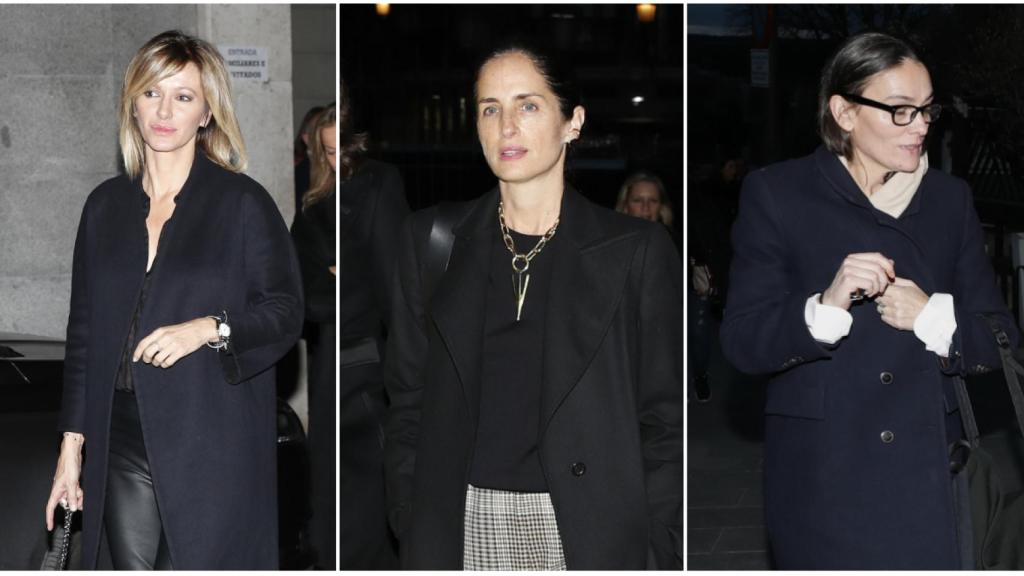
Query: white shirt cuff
913 293 957 357
805 293 853 345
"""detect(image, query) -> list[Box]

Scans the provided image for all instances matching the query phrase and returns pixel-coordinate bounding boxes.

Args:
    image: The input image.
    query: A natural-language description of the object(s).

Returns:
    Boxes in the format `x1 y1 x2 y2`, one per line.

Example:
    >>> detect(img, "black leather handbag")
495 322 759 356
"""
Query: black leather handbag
952 318 1024 569
40 507 77 570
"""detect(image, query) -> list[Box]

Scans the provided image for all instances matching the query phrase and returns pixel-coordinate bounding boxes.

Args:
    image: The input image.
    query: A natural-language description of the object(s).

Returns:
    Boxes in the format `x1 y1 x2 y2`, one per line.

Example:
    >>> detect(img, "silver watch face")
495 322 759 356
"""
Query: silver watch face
218 323 231 338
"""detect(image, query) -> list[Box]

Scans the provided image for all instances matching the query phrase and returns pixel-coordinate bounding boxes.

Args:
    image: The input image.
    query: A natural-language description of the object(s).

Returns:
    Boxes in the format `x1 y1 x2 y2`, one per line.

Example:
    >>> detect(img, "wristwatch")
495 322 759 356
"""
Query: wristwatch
207 311 231 350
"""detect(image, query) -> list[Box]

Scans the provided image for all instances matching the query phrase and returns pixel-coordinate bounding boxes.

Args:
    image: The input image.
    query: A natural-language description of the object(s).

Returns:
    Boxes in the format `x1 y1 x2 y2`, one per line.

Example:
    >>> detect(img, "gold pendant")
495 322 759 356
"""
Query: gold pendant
513 271 530 321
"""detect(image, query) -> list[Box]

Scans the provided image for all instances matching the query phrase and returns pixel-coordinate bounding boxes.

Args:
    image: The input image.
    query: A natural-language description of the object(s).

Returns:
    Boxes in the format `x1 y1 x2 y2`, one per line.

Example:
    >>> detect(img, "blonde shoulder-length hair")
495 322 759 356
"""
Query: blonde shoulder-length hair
614 171 674 227
303 105 336 211
119 30 247 179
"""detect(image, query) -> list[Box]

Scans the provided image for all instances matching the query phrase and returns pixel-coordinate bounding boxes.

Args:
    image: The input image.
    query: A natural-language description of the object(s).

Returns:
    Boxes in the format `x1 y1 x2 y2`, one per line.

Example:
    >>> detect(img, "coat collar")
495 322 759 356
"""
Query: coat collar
814 145 926 220
130 149 217 206
814 145 938 294
432 184 642 435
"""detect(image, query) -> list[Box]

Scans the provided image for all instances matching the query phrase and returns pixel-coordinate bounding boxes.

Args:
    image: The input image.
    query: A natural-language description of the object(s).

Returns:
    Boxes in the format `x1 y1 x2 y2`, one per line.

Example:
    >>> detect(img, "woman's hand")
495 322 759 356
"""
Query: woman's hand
875 277 929 331
133 317 218 368
329 265 337 276
45 434 84 531
821 252 896 310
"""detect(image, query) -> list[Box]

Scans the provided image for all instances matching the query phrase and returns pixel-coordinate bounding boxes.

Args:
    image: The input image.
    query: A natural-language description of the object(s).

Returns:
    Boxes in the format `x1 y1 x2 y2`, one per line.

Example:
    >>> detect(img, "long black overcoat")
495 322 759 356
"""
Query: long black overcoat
57 152 304 569
383 186 684 569
721 146 1019 569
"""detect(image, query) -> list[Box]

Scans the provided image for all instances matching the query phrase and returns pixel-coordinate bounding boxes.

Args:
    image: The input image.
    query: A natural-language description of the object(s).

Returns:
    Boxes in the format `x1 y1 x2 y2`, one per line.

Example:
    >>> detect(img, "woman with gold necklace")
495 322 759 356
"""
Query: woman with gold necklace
382 42 683 570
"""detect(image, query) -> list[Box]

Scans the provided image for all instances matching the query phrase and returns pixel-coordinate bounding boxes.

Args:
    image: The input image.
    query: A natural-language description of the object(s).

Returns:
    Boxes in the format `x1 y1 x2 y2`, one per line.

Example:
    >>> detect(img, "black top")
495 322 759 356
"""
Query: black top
114 271 152 393
114 188 171 393
294 157 311 216
292 191 337 325
468 225 555 493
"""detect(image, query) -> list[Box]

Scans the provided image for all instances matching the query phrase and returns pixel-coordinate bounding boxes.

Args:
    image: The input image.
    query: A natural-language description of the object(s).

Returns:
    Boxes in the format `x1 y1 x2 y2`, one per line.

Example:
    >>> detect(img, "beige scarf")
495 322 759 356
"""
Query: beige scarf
838 153 928 219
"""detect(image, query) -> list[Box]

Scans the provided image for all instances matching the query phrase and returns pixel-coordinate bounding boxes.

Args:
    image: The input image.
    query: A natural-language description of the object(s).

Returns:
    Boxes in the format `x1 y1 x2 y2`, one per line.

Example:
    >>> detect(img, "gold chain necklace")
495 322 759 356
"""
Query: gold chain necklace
498 201 559 321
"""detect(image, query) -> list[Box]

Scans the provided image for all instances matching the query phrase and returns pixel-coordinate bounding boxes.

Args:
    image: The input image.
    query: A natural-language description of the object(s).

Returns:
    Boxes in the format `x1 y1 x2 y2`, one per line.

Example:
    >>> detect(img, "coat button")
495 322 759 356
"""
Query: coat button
880 371 894 385
571 462 586 477
880 430 895 443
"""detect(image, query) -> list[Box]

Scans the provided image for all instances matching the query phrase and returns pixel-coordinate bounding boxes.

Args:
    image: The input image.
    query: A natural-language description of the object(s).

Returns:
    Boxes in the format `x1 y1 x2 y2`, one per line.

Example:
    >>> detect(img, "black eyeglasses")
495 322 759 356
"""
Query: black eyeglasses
840 93 942 126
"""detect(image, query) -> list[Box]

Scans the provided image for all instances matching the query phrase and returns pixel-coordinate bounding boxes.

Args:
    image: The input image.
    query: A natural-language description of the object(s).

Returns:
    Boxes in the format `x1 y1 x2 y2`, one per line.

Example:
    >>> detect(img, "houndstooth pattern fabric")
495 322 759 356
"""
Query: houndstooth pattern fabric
463 484 567 570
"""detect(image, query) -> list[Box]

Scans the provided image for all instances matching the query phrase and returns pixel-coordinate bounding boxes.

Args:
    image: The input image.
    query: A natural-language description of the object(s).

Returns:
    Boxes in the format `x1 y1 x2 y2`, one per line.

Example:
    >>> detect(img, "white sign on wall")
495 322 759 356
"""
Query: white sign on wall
219 46 269 83
750 49 770 88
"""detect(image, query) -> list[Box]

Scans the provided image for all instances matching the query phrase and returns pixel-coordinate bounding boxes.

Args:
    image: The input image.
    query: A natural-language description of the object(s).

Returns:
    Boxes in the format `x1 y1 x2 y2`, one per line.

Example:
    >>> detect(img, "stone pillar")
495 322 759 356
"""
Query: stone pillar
291 4 337 133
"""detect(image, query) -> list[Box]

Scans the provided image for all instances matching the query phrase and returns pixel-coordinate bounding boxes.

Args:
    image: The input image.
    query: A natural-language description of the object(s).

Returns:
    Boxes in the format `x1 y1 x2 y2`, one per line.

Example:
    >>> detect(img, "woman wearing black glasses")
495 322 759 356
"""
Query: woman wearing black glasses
721 32 1017 569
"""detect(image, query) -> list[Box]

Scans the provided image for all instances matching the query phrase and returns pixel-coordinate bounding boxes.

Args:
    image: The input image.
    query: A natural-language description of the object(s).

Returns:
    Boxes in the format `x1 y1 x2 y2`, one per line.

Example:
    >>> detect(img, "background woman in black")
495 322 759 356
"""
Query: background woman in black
339 79 407 569
291 103 338 569
44 31 303 569
384 43 683 570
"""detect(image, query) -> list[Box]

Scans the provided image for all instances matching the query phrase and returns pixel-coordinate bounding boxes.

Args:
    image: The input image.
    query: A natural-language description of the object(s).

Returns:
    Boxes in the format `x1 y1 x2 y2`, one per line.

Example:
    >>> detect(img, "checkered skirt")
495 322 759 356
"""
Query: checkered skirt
462 484 567 570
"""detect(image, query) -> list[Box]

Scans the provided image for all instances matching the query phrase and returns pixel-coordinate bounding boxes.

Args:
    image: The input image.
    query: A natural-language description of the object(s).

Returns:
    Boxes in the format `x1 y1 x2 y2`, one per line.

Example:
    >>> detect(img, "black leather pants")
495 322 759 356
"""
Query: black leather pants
104 390 173 570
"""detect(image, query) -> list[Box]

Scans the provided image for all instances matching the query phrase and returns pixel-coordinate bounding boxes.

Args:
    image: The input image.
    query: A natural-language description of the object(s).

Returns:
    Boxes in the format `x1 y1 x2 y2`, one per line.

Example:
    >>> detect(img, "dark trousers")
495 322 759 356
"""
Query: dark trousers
340 357 398 569
308 324 338 568
104 390 173 570
687 287 712 384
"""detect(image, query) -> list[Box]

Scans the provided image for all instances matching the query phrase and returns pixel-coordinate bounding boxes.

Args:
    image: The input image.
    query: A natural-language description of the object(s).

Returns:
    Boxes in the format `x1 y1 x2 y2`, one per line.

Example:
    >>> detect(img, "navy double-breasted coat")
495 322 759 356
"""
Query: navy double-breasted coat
721 146 1019 569
57 152 304 569
383 187 684 569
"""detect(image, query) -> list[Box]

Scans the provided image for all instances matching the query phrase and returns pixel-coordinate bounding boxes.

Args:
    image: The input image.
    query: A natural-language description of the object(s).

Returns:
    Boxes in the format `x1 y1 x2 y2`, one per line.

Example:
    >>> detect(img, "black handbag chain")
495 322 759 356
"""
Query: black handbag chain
58 505 73 570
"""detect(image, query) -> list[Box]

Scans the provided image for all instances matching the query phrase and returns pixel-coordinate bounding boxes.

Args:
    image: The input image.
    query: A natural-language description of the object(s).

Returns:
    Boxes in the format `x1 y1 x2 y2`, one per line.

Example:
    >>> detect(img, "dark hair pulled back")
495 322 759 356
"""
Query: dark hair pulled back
473 40 582 121
818 32 923 159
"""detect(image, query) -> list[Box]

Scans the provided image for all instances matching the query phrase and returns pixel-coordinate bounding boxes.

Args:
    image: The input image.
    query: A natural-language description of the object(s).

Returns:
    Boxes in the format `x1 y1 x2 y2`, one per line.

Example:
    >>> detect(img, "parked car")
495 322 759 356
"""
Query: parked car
0 333 313 569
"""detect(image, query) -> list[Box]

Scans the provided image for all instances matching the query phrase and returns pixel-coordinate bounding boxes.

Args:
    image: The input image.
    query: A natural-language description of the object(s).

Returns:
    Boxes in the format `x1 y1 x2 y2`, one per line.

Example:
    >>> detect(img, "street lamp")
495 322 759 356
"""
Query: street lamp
637 4 656 23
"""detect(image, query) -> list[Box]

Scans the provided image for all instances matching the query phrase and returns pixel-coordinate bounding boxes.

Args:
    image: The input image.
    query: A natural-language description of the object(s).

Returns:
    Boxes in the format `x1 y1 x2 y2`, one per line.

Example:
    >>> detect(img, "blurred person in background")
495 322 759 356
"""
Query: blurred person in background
339 77 406 569
615 171 675 229
294 105 327 214
292 103 338 569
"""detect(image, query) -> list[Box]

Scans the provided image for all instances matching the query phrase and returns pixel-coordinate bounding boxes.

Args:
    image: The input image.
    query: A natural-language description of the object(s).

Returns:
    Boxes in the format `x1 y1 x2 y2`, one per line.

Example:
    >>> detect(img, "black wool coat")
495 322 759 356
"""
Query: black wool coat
57 152 304 569
721 146 1019 569
383 186 684 569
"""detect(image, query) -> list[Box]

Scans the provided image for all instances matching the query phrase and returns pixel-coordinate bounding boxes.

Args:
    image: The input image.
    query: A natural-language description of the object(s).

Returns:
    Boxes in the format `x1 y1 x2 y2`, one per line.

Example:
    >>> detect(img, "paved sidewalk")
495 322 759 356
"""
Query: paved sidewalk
687 323 773 570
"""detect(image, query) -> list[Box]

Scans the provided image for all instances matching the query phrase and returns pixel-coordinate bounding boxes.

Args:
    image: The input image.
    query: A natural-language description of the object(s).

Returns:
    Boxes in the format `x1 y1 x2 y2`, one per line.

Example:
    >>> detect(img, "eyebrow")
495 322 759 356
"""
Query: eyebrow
884 93 934 104
477 93 546 104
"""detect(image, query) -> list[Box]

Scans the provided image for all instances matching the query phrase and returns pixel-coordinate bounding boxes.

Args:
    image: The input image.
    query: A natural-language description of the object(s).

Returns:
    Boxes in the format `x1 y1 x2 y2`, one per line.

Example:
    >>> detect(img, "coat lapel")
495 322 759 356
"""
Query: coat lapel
539 188 640 436
430 189 499 423
431 186 642 433
815 146 938 293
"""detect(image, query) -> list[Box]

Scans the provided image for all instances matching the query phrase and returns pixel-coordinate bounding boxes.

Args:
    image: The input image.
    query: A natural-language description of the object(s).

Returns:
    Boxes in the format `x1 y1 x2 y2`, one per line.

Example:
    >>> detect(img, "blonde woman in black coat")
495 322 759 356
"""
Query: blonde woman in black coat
45 31 303 569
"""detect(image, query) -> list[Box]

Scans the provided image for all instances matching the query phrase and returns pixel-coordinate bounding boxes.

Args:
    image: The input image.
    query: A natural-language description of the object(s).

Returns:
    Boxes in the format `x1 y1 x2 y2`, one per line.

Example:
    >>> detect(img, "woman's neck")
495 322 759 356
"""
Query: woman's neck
499 175 564 235
143 143 196 201
846 152 894 197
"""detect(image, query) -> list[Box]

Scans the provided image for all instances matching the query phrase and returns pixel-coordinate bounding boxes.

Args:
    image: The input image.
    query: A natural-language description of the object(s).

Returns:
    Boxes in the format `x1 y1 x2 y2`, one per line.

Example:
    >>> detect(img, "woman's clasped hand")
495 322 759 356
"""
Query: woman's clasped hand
821 251 929 330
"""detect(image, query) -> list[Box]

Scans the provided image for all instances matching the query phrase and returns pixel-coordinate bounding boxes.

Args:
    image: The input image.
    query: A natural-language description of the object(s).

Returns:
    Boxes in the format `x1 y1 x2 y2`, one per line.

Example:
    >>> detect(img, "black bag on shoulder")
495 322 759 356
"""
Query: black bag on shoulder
952 318 1024 570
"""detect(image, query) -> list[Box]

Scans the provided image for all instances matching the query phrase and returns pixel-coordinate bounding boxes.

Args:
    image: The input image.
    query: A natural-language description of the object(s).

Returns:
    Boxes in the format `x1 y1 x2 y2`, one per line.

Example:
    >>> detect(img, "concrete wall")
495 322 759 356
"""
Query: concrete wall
0 4 296 338
291 4 337 136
